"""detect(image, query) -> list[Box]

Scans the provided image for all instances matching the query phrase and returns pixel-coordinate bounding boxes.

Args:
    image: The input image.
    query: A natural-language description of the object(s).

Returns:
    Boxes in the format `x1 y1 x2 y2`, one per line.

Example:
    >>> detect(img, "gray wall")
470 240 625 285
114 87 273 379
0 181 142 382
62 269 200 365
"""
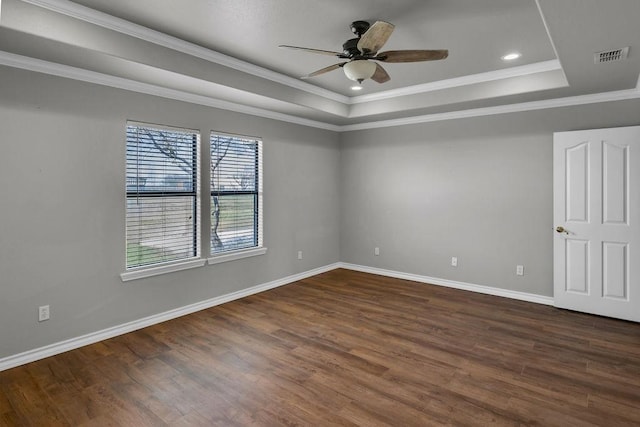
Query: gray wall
0 66 341 359
2 62 640 361
340 100 640 296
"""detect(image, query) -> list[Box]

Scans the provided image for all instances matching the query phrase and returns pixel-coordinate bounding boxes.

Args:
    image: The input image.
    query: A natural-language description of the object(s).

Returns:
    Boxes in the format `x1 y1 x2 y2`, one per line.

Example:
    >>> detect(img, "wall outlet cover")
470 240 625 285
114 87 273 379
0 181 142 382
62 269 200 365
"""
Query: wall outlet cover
38 305 50 322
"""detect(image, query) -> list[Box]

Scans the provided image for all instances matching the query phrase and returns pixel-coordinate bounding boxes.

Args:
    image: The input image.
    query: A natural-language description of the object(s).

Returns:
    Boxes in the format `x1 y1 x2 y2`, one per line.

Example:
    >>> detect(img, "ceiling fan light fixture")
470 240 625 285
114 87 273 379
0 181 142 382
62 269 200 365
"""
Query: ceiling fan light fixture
343 60 377 83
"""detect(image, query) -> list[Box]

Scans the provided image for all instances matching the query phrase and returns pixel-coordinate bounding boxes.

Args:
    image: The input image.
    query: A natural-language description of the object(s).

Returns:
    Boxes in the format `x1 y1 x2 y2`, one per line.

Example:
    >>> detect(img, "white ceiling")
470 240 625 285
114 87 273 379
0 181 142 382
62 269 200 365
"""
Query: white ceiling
0 0 639 129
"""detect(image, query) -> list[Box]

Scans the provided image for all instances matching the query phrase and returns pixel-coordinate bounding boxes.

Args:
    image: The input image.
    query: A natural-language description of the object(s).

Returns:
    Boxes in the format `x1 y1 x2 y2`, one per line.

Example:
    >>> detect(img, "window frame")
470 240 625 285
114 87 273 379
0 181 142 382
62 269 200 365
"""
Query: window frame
121 121 204 281
208 131 265 263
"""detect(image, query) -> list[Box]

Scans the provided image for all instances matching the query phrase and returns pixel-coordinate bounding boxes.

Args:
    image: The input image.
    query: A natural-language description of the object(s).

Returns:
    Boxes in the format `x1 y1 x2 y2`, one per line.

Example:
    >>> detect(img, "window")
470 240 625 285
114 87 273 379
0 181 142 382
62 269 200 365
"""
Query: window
122 125 264 280
210 133 263 256
125 123 200 270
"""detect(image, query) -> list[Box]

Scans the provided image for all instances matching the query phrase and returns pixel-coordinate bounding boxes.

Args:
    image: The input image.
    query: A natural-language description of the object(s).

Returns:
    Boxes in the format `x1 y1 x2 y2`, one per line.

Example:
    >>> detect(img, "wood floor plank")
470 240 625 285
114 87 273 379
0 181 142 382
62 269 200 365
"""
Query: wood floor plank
1 268 639 426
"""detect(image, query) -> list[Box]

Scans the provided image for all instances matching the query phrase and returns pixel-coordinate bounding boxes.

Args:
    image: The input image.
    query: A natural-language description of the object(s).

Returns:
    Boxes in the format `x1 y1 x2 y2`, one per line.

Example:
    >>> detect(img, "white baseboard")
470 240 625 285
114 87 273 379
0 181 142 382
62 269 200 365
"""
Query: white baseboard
0 263 341 372
338 262 554 306
0 261 554 372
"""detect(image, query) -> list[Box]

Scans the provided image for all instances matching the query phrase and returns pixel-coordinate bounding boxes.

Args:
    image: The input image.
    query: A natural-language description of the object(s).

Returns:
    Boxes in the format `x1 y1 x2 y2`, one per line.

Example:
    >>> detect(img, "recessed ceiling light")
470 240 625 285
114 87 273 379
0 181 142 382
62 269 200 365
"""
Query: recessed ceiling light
501 52 522 61
351 85 363 91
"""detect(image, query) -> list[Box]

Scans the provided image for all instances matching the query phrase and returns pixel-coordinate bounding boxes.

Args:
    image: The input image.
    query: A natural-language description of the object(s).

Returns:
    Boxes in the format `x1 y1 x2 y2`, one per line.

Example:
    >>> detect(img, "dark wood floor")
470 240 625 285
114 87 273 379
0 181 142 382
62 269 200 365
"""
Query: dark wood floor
2 269 640 426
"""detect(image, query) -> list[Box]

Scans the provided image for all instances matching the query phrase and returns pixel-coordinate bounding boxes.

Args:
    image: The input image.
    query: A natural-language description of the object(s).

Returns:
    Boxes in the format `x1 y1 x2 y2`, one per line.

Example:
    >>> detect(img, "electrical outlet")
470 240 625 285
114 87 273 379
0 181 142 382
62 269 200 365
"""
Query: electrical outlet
297 250 303 260
38 305 50 322
516 265 524 276
374 247 380 256
451 257 458 267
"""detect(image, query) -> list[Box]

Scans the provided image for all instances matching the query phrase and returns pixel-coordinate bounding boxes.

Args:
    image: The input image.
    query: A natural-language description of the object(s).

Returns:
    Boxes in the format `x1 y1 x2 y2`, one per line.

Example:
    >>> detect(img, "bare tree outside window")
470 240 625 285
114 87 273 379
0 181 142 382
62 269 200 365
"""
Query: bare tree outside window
210 134 261 255
125 124 199 268
126 124 261 269
210 136 232 250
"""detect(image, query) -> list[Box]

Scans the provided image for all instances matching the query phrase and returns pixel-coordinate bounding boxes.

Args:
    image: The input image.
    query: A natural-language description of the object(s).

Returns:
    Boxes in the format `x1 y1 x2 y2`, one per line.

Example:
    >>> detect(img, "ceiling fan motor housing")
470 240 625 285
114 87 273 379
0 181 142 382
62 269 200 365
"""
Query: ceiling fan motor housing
350 20 370 37
342 38 362 57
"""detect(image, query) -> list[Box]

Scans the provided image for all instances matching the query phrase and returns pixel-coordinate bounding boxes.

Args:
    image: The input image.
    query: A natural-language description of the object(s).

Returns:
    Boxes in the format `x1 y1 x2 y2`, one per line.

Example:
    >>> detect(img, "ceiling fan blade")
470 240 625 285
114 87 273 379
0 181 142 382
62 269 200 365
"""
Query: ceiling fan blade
301 63 346 79
279 45 344 57
374 49 449 63
357 21 395 54
371 63 390 83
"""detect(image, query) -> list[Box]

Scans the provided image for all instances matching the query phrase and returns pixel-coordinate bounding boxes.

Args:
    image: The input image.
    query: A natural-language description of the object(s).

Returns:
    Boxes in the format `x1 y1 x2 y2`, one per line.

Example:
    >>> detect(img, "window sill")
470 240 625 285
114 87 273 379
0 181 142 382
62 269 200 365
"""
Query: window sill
208 247 268 265
119 248 267 282
120 258 206 282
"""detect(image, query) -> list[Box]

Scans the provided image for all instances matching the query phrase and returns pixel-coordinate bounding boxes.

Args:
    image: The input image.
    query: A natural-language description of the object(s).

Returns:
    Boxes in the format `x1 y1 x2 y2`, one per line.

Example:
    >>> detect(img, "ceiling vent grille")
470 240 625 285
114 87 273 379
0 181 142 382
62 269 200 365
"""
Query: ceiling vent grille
594 47 629 63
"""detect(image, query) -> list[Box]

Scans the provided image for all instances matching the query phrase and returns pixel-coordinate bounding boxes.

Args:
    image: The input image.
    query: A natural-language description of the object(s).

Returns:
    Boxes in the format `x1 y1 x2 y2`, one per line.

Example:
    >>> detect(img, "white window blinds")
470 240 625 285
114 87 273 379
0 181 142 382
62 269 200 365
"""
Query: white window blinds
210 133 263 255
126 123 200 269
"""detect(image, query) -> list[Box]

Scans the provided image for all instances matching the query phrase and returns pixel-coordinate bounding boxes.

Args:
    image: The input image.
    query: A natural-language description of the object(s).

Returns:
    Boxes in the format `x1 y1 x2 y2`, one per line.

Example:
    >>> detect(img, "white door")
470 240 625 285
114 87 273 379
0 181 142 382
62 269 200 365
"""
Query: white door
554 125 640 322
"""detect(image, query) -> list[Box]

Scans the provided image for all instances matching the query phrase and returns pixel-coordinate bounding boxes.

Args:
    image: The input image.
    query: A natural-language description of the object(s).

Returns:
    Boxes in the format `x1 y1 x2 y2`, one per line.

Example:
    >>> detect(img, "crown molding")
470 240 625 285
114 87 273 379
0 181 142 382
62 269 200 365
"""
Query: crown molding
349 60 562 104
0 50 341 131
341 87 640 131
535 0 562 63
3 50 639 133
19 0 351 104
534 0 568 86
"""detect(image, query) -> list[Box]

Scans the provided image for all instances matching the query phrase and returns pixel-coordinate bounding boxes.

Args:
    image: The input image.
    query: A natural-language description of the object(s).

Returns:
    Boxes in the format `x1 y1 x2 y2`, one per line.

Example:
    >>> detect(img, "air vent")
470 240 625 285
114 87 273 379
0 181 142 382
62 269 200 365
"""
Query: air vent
594 47 629 63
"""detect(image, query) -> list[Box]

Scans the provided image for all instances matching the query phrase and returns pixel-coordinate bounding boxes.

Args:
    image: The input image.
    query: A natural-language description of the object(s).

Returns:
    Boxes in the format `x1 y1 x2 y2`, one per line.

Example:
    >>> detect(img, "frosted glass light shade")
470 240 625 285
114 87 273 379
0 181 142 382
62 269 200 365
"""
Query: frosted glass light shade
343 60 376 82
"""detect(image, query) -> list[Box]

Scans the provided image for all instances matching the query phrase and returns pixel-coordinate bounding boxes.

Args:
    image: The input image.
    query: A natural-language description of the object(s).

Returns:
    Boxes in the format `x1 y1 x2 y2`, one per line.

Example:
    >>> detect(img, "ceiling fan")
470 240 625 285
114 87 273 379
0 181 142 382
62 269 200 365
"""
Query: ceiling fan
279 20 448 85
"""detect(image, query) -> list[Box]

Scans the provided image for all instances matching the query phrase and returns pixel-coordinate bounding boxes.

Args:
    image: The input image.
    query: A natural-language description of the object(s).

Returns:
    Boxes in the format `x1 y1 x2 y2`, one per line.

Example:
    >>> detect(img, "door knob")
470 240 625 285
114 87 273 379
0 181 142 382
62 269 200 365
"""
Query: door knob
556 226 569 234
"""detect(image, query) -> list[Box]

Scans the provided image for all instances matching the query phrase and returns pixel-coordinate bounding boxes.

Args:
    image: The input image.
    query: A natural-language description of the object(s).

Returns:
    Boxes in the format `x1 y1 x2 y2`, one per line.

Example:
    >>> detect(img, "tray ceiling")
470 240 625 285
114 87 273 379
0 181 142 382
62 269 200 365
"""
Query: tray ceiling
0 0 639 130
